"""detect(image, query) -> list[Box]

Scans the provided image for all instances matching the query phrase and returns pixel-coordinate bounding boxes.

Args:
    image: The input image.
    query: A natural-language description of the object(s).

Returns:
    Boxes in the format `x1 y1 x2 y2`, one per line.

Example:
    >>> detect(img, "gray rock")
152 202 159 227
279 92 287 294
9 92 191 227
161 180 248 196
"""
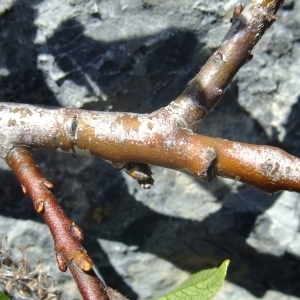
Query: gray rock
0 0 300 300
247 192 300 256
237 1 300 143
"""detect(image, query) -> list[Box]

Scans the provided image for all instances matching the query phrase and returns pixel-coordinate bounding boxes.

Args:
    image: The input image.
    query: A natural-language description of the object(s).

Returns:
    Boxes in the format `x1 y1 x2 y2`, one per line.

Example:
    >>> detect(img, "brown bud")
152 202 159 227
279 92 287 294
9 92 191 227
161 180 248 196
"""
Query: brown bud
42 179 54 189
71 223 84 241
124 162 152 181
233 3 243 18
73 251 94 271
35 201 44 214
246 53 253 64
21 185 27 194
56 253 67 272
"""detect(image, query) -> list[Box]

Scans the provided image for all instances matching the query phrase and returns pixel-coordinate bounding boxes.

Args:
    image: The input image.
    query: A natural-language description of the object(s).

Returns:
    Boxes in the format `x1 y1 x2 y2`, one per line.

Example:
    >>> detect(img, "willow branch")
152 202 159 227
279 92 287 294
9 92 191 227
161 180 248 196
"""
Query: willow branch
168 0 284 131
1 103 299 194
0 0 291 194
0 0 296 298
5 147 109 300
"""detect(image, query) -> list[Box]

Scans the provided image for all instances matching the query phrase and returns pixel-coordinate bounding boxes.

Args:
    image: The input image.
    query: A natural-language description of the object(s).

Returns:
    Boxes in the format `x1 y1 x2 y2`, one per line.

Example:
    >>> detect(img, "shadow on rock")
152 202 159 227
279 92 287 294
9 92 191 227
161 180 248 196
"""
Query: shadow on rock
1 139 300 299
0 1 300 299
0 0 59 106
283 95 300 157
44 18 204 112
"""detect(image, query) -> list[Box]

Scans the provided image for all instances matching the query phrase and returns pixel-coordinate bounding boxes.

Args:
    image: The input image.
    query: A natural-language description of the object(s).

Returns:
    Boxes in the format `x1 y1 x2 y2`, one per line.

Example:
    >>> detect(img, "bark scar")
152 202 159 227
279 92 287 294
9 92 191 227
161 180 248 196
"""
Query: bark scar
66 114 78 143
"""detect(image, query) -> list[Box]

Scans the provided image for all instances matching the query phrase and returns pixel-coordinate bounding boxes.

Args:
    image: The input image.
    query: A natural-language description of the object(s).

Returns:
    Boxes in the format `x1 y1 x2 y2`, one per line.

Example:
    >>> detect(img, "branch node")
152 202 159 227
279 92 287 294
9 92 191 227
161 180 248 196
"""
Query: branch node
21 185 27 194
56 252 67 272
42 179 54 189
35 200 45 214
71 222 84 241
66 114 78 143
215 88 224 96
246 52 253 63
123 162 154 189
167 98 205 132
72 250 94 272
214 51 228 63
233 3 243 18
198 147 216 182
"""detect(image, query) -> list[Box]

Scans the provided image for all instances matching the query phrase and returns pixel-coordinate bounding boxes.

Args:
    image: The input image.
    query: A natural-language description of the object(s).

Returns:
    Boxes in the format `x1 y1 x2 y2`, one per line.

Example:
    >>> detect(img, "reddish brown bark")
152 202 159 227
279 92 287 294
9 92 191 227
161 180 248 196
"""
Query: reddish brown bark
0 0 296 299
6 147 109 300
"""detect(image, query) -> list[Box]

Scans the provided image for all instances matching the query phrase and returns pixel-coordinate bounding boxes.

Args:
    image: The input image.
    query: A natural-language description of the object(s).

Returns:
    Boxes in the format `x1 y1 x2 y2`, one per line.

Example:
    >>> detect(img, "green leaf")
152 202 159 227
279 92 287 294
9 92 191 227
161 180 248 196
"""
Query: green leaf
0 291 13 300
156 260 229 300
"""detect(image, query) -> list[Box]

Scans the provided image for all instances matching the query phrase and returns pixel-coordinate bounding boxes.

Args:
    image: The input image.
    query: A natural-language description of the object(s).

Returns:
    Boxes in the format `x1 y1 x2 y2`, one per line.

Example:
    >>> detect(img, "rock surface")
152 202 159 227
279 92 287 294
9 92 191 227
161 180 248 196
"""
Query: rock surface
0 0 300 299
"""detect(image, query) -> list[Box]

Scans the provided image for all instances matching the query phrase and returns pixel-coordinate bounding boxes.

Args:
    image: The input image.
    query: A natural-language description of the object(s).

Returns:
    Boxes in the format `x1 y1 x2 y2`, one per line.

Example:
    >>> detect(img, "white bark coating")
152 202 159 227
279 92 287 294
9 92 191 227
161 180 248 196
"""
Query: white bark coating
0 102 216 182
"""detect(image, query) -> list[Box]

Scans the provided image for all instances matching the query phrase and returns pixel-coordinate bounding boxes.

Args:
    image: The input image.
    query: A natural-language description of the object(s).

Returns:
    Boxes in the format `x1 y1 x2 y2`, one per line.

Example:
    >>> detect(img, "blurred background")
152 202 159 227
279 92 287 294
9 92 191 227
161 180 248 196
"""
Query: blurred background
0 0 300 299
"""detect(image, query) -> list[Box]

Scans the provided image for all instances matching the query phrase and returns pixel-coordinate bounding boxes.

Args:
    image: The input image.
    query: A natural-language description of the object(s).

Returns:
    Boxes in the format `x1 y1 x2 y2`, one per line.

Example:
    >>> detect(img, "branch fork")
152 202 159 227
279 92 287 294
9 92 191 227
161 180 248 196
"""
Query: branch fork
1 0 297 299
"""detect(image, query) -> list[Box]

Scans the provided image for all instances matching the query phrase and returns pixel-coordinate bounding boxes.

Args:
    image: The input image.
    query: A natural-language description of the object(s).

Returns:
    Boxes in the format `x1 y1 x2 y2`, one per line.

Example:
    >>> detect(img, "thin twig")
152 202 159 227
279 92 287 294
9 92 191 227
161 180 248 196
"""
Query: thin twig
0 0 295 299
5 147 109 300
168 0 284 130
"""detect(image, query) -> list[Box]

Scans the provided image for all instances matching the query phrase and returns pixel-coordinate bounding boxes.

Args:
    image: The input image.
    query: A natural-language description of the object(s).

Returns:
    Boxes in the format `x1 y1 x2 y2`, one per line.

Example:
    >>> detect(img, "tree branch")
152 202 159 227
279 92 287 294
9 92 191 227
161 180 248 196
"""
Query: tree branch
1 102 299 193
5 147 109 300
167 0 284 130
0 0 291 195
0 0 295 299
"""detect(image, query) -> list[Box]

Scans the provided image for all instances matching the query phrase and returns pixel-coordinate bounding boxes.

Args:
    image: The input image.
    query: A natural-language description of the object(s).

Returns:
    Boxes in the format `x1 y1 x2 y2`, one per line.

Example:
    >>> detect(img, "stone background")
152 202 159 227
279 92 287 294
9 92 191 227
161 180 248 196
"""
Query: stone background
0 0 300 299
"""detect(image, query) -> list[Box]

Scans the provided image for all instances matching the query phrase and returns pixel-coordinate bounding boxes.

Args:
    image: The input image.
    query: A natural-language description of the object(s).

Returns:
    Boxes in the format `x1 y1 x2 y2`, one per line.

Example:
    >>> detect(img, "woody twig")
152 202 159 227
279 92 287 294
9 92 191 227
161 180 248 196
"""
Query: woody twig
5 147 109 300
0 0 296 299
